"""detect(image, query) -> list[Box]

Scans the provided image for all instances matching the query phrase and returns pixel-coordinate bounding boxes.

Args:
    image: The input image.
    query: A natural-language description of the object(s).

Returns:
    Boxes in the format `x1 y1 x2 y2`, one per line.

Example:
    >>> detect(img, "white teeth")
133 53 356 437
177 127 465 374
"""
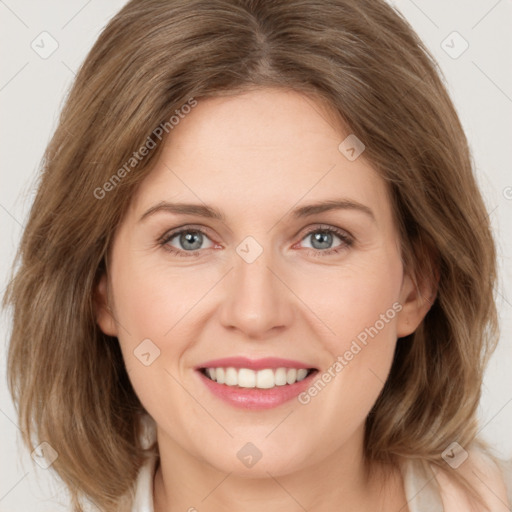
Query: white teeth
238 368 256 388
256 369 274 389
203 366 312 388
216 367 225 384
225 367 238 386
286 368 297 384
296 368 308 381
274 367 287 386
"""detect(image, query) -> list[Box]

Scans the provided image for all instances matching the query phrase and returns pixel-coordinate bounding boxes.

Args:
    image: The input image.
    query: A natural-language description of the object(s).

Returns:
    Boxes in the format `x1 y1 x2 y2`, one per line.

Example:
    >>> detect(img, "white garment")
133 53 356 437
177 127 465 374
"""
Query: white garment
131 449 512 511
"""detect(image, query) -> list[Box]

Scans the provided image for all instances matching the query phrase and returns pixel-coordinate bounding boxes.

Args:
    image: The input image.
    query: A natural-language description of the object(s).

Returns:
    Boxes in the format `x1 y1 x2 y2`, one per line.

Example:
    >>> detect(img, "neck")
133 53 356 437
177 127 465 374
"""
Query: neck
153 427 404 512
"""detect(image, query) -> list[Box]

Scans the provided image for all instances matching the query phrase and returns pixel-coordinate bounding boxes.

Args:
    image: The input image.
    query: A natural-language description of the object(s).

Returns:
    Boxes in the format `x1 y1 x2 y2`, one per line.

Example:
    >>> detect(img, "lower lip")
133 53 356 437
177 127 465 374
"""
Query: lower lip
197 370 317 410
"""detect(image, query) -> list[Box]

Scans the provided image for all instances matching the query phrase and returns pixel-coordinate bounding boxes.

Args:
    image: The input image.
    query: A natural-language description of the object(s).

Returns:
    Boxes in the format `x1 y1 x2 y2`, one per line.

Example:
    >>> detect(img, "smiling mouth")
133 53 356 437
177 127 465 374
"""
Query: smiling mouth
199 367 318 389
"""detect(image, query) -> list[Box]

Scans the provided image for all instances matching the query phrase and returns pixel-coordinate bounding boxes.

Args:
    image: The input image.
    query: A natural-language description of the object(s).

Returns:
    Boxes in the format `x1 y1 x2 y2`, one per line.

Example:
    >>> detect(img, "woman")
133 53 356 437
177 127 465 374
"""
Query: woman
4 0 512 511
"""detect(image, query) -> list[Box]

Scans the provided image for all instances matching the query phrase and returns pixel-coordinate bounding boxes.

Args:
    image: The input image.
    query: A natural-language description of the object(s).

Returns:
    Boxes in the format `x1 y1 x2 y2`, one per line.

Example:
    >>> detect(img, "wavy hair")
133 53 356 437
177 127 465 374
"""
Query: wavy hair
4 0 499 510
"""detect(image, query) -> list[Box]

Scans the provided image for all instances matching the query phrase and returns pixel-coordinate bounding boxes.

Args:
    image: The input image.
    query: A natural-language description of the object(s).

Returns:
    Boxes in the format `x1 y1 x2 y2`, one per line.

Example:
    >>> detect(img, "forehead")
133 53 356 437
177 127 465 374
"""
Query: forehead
129 88 393 228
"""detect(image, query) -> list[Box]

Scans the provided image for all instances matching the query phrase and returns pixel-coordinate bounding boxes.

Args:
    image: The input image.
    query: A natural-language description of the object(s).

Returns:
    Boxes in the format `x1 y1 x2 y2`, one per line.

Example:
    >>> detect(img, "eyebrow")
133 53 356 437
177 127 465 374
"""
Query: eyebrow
139 198 375 223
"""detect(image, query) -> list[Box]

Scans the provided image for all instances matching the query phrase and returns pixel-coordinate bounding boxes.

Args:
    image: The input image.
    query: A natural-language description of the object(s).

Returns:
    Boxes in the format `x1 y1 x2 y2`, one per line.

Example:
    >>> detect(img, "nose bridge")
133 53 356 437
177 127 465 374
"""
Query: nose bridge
219 236 292 337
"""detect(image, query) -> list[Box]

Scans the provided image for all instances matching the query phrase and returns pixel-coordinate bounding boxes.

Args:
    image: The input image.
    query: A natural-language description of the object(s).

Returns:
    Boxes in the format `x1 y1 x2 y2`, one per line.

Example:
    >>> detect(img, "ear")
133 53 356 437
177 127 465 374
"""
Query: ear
94 273 118 337
396 267 438 338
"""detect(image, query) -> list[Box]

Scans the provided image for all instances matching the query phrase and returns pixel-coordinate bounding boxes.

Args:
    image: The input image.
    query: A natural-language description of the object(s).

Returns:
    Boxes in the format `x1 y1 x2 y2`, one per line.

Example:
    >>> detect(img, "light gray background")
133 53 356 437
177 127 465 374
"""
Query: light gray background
1 1 511 510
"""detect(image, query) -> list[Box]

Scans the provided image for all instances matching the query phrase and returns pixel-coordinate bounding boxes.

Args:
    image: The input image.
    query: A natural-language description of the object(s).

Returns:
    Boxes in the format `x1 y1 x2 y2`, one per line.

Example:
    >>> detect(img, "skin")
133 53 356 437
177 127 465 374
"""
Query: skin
96 88 434 511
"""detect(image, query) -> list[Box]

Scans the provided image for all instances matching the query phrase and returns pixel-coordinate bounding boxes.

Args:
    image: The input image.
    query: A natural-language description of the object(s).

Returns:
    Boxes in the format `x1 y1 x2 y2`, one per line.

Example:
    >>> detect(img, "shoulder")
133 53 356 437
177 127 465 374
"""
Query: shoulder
431 443 512 511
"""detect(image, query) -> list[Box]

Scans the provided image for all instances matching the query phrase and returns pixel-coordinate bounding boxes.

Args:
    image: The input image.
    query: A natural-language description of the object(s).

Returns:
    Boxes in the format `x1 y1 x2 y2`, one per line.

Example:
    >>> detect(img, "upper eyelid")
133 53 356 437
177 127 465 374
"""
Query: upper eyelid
158 224 216 243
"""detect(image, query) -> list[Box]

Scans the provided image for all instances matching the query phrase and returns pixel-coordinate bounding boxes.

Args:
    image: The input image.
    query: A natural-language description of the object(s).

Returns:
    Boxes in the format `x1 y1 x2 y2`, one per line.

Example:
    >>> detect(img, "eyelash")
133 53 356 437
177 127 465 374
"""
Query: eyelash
158 224 354 258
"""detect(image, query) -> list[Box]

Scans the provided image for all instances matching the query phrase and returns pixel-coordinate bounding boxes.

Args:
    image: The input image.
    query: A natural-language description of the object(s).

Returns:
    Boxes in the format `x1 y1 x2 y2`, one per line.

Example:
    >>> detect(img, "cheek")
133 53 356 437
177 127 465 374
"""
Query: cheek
296 253 403 357
293 252 403 415
111 251 209 340
108 254 226 410
108 260 204 422
292 275 401 450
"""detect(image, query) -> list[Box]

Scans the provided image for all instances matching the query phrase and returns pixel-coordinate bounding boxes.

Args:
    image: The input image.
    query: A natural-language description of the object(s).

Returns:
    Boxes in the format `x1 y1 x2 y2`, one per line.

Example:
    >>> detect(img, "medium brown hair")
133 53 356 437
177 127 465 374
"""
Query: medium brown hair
4 0 499 510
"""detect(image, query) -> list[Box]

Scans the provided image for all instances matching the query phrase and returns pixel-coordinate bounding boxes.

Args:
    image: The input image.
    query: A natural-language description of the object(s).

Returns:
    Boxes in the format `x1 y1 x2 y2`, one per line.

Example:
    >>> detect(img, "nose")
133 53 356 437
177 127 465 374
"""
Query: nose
218 243 294 339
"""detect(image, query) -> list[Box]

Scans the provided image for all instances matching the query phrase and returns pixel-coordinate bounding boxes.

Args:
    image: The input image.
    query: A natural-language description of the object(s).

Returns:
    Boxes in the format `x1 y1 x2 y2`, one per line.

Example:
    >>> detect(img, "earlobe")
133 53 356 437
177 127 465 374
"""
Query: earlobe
396 271 438 338
94 273 118 337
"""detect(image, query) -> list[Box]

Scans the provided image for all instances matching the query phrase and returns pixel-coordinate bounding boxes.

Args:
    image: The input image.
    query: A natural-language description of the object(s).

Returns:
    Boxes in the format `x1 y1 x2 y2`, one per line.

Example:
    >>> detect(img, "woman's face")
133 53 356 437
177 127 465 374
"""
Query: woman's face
97 88 427 477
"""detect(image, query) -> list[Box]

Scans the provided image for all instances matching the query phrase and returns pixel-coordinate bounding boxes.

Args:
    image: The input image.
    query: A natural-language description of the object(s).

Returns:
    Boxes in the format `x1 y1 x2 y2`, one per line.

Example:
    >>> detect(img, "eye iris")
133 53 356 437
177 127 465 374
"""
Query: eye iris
311 231 333 250
180 231 202 250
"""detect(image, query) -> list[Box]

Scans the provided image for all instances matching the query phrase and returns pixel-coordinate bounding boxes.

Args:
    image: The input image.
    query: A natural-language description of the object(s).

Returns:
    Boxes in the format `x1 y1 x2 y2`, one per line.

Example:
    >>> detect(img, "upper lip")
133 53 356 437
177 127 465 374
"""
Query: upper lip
196 357 317 371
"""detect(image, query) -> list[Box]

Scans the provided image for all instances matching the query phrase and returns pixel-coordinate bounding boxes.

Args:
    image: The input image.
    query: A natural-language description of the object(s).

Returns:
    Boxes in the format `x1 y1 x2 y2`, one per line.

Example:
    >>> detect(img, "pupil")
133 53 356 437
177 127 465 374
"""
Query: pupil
312 231 332 250
181 231 202 250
